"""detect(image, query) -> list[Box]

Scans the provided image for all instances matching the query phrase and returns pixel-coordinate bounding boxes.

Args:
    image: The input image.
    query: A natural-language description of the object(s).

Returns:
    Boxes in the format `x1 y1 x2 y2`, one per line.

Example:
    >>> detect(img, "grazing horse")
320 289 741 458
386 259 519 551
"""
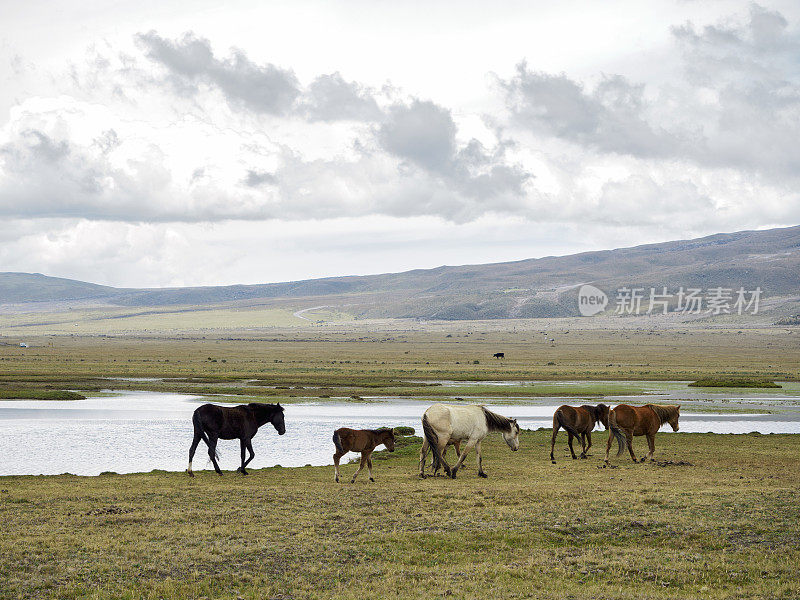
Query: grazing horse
187 403 286 476
604 404 680 464
493 352 505 359
419 404 520 479
550 403 609 463
333 427 395 483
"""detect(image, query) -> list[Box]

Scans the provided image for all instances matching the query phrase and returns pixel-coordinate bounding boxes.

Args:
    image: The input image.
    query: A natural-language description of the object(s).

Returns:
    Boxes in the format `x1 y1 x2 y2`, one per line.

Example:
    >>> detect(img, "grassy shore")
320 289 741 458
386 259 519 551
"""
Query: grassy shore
2 430 798 600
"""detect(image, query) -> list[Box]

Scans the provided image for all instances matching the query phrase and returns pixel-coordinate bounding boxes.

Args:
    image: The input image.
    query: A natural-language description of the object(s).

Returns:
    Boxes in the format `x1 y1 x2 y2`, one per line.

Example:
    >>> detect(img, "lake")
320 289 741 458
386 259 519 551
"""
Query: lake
1 389 799 476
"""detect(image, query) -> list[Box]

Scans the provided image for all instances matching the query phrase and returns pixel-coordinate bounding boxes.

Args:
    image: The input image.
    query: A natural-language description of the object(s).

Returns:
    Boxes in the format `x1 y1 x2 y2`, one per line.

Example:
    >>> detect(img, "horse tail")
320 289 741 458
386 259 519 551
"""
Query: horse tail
332 430 344 454
608 411 627 457
555 409 582 439
193 410 218 461
422 414 443 470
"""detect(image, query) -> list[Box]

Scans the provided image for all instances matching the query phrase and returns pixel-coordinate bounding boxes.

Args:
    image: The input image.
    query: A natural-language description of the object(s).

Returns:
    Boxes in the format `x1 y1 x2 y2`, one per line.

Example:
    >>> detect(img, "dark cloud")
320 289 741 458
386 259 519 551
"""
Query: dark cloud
300 72 382 122
375 99 531 216
378 100 457 171
501 64 678 158
136 31 301 115
501 5 800 180
243 169 277 187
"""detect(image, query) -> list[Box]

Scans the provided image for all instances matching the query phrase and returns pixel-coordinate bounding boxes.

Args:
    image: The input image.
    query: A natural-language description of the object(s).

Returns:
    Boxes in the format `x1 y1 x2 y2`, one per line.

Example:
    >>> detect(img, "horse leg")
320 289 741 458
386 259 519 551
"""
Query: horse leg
453 441 466 470
626 431 637 463
367 453 375 482
604 431 613 464
475 440 487 478
567 432 577 460
642 433 656 462
450 440 476 479
351 453 367 483
550 421 560 463
418 438 429 478
334 451 344 482
207 435 222 475
237 439 248 475
187 430 202 476
437 440 453 477
581 432 591 458
243 439 255 469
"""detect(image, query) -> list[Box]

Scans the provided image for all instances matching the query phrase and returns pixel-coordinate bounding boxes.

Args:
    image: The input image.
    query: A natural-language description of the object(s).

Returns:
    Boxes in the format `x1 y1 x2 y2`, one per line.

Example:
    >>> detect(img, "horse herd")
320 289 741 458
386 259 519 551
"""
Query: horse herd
186 400 681 480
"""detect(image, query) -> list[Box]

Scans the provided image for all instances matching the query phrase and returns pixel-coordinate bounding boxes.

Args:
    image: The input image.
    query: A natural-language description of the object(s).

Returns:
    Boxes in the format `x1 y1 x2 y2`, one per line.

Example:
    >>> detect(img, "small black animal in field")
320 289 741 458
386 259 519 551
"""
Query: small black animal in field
187 403 285 476
493 352 505 359
333 427 395 483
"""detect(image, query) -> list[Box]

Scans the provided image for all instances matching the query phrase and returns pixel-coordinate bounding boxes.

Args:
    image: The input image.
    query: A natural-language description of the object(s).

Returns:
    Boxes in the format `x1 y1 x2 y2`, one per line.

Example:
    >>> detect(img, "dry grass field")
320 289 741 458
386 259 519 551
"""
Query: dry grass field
1 430 798 599
1 323 798 599
1 323 798 385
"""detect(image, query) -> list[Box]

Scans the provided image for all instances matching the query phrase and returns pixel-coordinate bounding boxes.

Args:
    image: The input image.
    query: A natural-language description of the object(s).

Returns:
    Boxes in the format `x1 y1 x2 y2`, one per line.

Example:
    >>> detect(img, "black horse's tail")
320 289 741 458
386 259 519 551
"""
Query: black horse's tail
193 410 219 460
422 414 445 473
332 430 344 454
608 411 627 457
555 409 582 439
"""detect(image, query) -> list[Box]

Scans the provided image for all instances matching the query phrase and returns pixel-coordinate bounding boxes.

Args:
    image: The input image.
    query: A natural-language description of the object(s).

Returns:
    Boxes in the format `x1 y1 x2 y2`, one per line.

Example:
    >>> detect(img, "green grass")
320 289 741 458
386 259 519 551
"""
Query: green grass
1 431 798 599
0 389 86 400
689 378 782 388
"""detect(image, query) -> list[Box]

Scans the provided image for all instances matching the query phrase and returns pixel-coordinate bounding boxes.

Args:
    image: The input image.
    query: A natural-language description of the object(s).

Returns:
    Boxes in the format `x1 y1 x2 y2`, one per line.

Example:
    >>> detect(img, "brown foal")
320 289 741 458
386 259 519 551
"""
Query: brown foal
333 427 395 483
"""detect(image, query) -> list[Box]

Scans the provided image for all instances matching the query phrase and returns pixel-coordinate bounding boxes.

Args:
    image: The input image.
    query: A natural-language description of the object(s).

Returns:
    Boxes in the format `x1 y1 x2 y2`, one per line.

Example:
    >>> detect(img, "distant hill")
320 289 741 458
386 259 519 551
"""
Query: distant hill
0 273 115 304
3 225 800 320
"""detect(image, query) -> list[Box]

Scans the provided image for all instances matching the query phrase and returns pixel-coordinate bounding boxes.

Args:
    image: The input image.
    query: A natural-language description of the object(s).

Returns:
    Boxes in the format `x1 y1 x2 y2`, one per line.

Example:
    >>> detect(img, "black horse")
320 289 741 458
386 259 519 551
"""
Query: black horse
187 403 286 476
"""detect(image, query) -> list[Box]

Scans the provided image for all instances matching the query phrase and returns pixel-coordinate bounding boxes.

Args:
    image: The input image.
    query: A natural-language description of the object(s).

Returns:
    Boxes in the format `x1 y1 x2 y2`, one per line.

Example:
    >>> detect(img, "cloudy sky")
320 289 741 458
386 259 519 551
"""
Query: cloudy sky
2 0 800 287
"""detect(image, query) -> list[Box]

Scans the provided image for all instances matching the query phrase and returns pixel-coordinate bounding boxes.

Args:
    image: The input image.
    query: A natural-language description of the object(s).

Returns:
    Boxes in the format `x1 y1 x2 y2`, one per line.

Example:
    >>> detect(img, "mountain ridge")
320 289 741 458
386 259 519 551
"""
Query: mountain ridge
3 225 800 319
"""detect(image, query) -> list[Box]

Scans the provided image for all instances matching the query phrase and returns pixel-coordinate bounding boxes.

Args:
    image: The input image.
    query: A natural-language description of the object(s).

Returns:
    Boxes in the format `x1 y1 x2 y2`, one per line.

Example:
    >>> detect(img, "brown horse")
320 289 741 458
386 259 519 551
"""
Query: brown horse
550 403 609 463
604 404 680 464
333 427 395 483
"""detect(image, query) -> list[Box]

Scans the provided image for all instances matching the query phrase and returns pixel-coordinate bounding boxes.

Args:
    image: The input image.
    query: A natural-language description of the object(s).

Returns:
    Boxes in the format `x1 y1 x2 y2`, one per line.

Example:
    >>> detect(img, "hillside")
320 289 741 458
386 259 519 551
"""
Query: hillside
2 225 800 321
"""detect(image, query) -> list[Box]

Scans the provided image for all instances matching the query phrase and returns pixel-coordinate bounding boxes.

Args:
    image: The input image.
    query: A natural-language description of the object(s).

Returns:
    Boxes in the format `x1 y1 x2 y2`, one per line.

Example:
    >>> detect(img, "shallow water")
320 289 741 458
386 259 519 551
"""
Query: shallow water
1 391 799 476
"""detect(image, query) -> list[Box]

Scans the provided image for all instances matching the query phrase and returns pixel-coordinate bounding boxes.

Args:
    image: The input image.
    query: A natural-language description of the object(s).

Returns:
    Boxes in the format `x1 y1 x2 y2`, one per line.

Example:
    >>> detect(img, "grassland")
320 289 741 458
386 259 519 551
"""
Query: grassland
1 430 798 599
0 389 85 400
1 325 798 388
689 378 782 388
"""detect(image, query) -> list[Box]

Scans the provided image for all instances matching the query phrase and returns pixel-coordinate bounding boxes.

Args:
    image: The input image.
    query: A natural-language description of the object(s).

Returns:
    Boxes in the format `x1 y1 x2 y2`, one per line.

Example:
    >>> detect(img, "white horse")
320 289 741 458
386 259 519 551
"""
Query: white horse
419 403 520 479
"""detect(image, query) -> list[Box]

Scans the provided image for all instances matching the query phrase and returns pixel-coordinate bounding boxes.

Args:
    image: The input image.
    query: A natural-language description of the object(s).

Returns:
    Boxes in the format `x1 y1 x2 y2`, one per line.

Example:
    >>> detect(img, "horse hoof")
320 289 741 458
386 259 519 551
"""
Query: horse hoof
186 470 194 477
369 477 375 482
580 455 587 459
478 472 487 478
551 460 556 465
571 456 577 460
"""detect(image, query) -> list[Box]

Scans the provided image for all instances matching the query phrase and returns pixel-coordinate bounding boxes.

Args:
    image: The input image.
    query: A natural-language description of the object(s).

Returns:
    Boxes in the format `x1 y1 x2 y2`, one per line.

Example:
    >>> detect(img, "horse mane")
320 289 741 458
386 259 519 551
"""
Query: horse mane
482 406 515 433
645 404 679 425
370 427 394 437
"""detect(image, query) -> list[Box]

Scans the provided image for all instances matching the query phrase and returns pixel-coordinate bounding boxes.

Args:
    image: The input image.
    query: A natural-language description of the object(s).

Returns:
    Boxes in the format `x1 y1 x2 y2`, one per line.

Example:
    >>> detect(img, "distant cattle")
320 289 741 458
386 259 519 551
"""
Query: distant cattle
493 352 505 359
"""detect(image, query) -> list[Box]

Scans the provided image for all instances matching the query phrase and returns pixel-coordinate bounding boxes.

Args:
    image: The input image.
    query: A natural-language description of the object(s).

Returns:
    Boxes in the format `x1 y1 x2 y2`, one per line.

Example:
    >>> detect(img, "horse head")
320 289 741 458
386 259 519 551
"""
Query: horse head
669 405 680 431
502 419 520 451
381 429 394 452
271 404 286 435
